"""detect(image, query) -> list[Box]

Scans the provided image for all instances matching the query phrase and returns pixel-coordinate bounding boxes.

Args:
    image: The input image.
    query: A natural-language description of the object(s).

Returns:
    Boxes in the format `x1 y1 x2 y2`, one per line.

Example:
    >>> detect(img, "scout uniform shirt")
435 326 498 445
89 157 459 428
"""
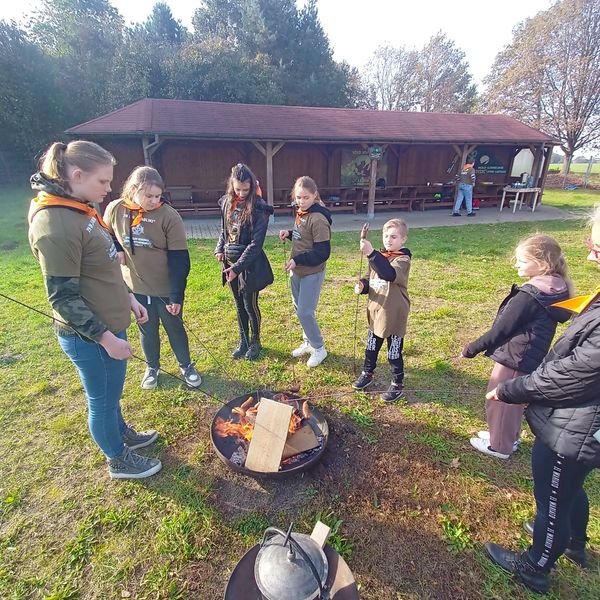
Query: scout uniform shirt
28 206 131 333
367 249 411 338
291 206 331 277
459 164 476 185
104 200 188 297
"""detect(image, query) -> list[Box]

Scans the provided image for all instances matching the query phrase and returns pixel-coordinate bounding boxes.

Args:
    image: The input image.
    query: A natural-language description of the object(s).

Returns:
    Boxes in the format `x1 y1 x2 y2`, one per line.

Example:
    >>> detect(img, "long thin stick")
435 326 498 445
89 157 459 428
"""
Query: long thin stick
282 241 298 388
352 223 370 375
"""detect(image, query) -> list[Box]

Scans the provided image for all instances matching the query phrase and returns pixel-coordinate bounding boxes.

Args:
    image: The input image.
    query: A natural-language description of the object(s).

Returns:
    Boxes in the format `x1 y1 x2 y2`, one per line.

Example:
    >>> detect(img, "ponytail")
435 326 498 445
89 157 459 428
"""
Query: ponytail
39 140 115 192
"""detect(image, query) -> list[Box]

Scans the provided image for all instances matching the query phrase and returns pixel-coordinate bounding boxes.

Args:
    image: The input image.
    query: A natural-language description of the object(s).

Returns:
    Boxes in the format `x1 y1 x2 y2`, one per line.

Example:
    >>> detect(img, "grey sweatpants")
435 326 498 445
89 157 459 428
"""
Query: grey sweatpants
485 361 526 455
290 269 326 350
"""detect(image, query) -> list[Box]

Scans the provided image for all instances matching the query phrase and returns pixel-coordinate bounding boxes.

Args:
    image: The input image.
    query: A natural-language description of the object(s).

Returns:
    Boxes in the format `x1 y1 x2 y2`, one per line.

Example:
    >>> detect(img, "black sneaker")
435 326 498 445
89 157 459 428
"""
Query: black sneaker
484 543 549 595
352 371 374 390
381 382 404 403
180 363 202 387
450 212 461 217
107 447 162 480
122 423 158 450
523 520 587 568
467 212 476 217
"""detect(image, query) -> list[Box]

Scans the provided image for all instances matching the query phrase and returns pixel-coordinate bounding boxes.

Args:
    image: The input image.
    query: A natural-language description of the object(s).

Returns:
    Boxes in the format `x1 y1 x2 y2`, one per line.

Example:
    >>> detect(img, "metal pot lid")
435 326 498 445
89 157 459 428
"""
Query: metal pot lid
254 528 328 600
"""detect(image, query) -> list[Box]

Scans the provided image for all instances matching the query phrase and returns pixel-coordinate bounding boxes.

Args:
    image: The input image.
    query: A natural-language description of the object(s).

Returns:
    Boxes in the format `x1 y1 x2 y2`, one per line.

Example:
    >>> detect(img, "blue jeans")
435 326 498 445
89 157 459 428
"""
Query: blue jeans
57 331 127 458
453 183 473 213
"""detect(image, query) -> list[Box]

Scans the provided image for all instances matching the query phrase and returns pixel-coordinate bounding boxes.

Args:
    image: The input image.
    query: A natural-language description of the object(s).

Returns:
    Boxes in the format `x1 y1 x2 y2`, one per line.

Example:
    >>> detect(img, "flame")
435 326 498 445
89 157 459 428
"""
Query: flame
214 394 311 443
214 417 254 441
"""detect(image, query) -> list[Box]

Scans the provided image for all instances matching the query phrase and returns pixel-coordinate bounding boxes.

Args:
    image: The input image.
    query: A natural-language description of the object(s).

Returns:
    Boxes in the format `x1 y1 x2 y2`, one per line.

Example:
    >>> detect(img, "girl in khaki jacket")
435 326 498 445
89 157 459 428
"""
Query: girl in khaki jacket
353 219 411 402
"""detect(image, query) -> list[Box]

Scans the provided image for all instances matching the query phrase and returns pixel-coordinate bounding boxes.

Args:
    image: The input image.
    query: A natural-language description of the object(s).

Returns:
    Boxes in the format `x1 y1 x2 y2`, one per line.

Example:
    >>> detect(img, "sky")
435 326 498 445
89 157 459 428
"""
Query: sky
3 0 554 86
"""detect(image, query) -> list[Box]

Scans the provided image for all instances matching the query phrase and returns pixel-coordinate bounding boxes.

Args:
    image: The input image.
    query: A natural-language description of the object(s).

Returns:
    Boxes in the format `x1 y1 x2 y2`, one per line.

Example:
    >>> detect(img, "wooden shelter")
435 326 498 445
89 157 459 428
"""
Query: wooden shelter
66 98 556 218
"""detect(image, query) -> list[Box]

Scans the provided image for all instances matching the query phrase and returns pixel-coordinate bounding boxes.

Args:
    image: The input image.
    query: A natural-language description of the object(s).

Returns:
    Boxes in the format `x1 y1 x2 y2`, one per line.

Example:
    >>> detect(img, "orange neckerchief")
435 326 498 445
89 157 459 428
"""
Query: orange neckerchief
380 250 405 258
29 192 109 230
121 198 155 227
552 286 600 314
295 209 310 226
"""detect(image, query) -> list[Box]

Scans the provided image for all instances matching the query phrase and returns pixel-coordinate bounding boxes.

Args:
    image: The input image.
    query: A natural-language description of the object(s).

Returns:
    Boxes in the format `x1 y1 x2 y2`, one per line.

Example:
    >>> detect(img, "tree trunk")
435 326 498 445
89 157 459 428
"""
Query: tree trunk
561 152 573 176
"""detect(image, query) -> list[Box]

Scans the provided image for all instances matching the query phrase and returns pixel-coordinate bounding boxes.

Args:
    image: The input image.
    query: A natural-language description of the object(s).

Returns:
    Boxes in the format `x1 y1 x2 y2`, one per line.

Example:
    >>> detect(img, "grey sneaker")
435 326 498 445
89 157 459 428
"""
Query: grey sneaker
180 363 202 387
107 447 162 479
141 367 159 389
122 423 158 450
381 382 405 403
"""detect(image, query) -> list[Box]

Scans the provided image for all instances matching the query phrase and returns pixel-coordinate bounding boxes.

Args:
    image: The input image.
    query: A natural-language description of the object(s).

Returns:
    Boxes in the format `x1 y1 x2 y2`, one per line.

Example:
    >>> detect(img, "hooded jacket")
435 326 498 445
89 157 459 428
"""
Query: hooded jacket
498 298 600 466
464 275 571 373
215 194 274 293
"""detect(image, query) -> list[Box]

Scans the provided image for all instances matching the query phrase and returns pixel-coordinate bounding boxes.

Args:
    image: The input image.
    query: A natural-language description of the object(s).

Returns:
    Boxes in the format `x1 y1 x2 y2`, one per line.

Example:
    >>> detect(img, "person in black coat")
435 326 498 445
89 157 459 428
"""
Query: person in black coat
215 164 274 360
484 287 600 595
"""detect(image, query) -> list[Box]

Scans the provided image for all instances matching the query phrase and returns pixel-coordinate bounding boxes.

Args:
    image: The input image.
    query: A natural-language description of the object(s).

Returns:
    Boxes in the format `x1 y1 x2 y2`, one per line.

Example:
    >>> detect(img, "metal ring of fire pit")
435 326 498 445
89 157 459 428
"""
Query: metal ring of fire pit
210 390 329 479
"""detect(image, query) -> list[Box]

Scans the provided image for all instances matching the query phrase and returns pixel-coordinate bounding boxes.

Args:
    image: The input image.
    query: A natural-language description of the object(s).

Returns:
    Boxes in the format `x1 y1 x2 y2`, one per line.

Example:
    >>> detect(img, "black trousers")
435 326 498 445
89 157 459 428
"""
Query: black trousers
229 278 261 343
135 294 191 369
528 438 594 572
363 330 404 383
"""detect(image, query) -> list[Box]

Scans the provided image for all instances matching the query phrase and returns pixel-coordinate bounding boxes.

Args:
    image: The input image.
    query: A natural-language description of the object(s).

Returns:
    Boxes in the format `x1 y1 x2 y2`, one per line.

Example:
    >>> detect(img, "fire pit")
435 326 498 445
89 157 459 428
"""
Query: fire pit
211 390 329 478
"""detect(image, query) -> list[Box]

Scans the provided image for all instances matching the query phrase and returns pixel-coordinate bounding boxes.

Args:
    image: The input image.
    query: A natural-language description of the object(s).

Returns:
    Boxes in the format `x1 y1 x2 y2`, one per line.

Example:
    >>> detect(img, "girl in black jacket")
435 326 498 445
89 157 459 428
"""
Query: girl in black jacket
461 234 571 458
484 288 600 595
215 164 274 360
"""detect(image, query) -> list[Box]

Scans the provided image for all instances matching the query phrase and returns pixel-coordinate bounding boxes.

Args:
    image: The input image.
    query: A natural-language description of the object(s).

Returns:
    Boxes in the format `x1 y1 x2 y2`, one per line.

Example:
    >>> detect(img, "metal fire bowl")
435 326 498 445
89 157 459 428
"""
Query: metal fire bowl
210 390 329 479
224 544 359 600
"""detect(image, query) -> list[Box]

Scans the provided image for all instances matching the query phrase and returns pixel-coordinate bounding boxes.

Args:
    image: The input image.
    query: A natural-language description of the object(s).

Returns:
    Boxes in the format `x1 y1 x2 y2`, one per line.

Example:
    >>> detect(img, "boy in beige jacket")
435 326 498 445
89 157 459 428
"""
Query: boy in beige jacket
353 219 411 402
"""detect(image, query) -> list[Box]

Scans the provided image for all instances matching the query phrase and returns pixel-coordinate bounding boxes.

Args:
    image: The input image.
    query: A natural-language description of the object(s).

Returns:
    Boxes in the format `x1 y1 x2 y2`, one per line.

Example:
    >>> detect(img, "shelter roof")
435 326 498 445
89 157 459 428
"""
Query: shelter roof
66 98 555 145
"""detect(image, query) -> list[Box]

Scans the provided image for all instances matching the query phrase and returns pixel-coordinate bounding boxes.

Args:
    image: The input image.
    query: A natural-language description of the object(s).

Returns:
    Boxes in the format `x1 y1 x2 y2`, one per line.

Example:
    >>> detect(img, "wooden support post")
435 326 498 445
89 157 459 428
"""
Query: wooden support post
266 141 274 213
538 144 554 204
141 135 162 167
367 157 378 219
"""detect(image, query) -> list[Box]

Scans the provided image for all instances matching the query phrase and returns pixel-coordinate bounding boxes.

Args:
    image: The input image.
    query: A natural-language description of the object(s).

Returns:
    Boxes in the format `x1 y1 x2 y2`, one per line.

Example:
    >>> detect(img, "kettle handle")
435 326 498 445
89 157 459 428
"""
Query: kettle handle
260 525 326 598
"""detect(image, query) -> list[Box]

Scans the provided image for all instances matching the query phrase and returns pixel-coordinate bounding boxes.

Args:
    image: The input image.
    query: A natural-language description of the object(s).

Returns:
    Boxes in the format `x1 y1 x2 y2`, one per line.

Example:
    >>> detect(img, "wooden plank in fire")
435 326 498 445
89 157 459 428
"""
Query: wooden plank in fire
281 424 319 459
245 398 293 473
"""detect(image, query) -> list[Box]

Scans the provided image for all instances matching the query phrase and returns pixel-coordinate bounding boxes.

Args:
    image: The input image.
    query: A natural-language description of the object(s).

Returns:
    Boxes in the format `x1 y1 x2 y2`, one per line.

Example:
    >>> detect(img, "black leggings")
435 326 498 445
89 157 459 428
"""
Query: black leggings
363 330 404 383
229 278 261 343
528 438 594 571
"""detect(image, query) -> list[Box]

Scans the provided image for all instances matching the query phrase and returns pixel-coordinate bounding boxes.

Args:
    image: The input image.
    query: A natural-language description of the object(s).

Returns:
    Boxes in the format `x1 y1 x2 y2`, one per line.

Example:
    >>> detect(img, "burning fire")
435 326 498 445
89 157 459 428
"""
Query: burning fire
213 394 310 442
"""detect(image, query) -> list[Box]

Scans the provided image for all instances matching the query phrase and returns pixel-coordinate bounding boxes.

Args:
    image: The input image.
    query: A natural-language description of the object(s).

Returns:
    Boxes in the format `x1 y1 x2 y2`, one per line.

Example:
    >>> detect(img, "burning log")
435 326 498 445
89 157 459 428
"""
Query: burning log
213 393 318 469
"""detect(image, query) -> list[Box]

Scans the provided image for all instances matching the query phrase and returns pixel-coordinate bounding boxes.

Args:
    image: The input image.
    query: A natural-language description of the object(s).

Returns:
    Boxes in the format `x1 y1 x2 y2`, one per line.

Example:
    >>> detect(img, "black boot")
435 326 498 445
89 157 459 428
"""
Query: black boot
484 542 549 595
523 520 588 568
232 341 248 359
245 338 261 360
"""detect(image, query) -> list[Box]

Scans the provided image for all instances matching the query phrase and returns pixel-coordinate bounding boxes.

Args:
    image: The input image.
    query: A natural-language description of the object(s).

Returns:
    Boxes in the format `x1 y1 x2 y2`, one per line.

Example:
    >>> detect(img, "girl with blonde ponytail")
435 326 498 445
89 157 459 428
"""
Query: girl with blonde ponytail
28 140 162 480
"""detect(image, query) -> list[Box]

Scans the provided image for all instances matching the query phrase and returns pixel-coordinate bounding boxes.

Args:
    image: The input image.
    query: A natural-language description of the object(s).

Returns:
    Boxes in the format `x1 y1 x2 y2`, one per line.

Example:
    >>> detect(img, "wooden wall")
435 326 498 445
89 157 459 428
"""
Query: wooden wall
97 137 517 204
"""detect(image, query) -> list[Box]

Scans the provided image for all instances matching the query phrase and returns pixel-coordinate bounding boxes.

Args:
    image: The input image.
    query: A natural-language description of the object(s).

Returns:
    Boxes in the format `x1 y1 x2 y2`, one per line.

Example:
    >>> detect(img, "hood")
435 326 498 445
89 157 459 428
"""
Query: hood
30 172 78 200
522 275 571 323
218 194 274 215
308 202 333 224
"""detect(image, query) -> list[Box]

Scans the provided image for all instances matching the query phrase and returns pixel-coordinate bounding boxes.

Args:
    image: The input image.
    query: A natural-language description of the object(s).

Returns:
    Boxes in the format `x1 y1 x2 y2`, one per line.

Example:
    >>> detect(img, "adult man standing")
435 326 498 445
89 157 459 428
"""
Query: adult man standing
451 162 476 217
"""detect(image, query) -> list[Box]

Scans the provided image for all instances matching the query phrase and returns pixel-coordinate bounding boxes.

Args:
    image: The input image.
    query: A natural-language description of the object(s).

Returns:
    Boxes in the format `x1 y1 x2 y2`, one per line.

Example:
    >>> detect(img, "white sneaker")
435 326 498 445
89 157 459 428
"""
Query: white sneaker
291 341 312 358
306 346 327 368
477 431 520 452
469 437 510 459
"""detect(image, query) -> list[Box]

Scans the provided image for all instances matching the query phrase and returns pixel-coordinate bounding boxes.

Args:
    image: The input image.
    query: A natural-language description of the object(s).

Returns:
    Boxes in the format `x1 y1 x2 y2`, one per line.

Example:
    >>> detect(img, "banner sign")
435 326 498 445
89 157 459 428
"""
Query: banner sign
468 146 507 175
341 148 388 186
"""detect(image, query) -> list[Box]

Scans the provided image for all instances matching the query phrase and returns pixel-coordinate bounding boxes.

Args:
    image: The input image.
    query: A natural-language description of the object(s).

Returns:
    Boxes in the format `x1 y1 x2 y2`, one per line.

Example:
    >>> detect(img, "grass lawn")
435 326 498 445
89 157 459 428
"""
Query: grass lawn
1 185 599 600
542 187 600 213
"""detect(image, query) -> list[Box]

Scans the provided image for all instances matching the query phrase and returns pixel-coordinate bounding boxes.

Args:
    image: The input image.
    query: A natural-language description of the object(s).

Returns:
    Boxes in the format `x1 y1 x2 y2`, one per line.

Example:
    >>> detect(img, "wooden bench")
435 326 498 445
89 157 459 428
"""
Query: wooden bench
166 186 222 217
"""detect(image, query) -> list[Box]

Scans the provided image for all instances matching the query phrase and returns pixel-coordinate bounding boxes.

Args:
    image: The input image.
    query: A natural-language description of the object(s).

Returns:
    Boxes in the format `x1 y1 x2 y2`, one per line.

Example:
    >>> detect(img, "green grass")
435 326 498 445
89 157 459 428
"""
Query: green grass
1 184 599 599
542 187 600 213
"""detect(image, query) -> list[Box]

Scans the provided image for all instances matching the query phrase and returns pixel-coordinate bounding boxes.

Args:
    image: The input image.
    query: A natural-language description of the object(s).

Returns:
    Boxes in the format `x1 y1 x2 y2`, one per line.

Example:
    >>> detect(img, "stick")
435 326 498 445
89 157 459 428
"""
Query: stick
352 223 370 375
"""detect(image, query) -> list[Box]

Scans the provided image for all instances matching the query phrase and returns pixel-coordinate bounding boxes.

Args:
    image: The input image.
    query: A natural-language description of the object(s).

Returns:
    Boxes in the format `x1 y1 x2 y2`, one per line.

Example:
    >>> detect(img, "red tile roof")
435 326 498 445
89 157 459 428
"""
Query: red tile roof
66 98 555 144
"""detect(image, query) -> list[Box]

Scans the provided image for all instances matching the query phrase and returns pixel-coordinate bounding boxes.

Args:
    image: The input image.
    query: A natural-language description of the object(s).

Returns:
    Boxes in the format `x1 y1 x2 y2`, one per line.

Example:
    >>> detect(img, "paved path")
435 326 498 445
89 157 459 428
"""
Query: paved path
184 205 577 239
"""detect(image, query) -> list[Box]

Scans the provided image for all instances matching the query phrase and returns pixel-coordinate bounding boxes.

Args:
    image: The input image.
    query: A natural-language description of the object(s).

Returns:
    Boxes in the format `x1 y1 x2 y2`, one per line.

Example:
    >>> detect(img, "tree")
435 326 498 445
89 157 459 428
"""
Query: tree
361 34 476 113
483 0 600 174
416 32 477 113
28 0 125 124
361 45 419 111
0 20 61 173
